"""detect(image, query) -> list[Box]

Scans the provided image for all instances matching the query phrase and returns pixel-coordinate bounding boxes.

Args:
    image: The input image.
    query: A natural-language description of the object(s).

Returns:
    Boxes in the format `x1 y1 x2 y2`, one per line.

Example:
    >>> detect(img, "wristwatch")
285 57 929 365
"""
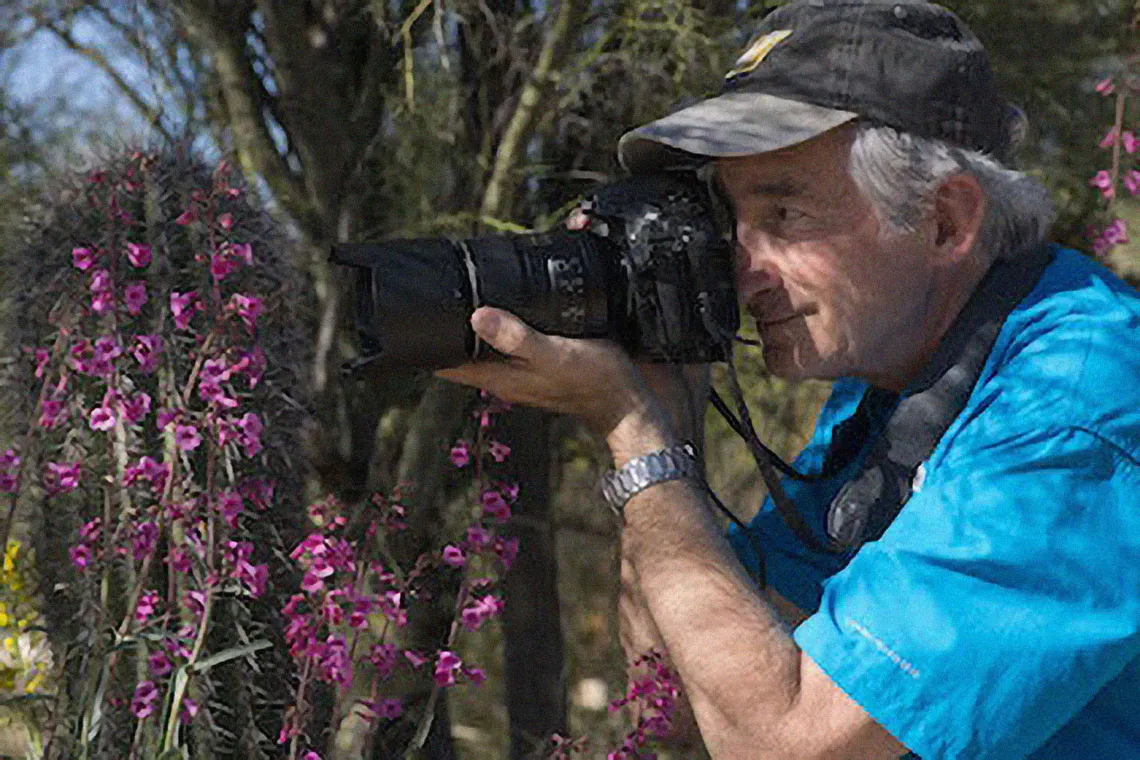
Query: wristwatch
600 442 703 518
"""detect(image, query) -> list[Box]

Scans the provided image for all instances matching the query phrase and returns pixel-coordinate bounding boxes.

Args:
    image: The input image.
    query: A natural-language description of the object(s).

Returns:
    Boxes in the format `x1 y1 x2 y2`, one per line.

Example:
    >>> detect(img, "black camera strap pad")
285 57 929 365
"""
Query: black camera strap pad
717 244 1054 563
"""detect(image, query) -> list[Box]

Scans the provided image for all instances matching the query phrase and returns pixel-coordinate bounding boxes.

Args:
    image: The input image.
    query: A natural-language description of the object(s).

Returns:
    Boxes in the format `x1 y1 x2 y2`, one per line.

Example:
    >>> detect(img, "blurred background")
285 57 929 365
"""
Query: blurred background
0 0 1136 758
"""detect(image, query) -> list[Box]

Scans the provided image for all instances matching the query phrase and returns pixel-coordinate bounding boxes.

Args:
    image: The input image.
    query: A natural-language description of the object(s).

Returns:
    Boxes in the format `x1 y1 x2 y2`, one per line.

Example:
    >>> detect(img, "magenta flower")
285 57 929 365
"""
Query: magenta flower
237 413 263 457
449 441 470 468
218 212 233 230
126 242 152 268
69 544 91 569
123 392 152 425
133 522 159 560
124 281 148 315
180 698 199 724
175 208 195 225
170 291 198 330
137 590 160 625
1124 131 1139 154
465 526 492 551
488 440 511 463
494 535 520 570
368 698 403 720
481 490 511 521
169 549 192 574
38 398 65 430
0 474 16 494
131 334 164 373
441 545 466 567
218 490 244 528
184 590 207 618
1099 128 1119 149
33 347 50 378
91 290 114 315
147 649 172 676
175 424 202 451
44 461 81 495
434 650 463 687
1090 170 1115 199
89 405 117 432
1095 77 1115 96
369 644 399 679
0 450 19 470
130 681 160 719
228 293 263 330
1125 170 1140 197
231 242 253 264
1103 219 1129 246
301 752 322 760
72 247 96 270
460 594 504 631
210 252 239 281
404 650 429 668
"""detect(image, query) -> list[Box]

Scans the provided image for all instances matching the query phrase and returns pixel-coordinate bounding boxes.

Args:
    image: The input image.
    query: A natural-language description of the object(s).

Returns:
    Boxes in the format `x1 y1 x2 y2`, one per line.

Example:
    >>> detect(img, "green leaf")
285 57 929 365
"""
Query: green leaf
0 693 54 707
189 640 270 674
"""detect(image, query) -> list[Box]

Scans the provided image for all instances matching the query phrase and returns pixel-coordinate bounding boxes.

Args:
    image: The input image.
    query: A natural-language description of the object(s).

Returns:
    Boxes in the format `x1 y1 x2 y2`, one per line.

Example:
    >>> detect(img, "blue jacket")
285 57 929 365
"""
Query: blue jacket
728 247 1140 759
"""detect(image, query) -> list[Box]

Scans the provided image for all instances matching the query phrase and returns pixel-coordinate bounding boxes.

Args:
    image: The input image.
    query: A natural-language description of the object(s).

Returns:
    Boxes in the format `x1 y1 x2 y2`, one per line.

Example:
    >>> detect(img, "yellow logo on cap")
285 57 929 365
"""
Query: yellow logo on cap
725 29 793 79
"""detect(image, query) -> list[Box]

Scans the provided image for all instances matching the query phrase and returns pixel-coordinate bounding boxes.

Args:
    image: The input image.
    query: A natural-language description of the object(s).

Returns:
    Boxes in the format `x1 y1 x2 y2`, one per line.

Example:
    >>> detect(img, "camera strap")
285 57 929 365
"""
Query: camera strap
715 243 1054 559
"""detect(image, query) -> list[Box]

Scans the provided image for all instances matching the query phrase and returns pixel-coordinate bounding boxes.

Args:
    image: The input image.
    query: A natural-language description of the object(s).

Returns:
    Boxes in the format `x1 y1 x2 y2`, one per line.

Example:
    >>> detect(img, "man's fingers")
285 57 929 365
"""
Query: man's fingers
471 306 543 361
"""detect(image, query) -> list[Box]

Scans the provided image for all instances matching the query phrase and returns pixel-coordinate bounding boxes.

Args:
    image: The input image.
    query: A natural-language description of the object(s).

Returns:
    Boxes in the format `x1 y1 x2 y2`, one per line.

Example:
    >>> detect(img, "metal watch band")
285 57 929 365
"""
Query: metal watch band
601 442 703 517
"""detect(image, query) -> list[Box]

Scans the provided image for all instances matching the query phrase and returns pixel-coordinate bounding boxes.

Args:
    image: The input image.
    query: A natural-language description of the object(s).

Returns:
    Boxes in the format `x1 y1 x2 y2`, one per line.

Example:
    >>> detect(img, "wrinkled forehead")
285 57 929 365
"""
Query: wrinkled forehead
710 124 858 198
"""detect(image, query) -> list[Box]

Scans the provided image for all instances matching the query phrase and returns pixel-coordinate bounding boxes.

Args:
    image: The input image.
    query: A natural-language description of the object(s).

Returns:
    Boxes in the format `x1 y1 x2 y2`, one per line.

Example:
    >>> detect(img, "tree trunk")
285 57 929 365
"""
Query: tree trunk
498 407 566 758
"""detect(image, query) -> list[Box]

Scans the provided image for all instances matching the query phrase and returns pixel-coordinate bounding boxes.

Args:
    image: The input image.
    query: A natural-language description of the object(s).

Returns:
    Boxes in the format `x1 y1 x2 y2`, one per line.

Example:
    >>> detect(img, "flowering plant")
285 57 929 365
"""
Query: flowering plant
0 148 311 759
1089 58 1140 257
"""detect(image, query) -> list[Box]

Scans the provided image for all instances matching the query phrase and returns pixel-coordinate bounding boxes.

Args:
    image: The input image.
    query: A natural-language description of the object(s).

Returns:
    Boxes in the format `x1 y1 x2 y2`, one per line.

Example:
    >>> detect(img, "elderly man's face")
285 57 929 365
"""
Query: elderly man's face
716 127 937 388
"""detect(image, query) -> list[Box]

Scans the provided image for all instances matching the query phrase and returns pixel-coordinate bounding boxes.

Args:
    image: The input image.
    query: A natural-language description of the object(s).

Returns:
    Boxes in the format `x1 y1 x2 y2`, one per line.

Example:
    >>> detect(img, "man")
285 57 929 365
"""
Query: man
441 1 1140 757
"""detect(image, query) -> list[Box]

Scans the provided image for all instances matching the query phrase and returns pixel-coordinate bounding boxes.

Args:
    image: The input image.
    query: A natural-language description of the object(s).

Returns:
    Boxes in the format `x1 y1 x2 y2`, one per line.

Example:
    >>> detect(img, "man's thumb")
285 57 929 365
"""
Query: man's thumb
471 307 534 358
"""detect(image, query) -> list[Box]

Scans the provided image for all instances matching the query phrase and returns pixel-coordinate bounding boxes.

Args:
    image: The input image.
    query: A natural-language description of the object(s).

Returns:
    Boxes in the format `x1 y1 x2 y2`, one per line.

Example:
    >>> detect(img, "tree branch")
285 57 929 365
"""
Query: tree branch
480 0 581 220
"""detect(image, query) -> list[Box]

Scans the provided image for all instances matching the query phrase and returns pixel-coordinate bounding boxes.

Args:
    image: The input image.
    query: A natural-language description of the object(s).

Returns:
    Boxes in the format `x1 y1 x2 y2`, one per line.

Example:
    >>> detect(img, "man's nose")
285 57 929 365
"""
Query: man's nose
734 240 782 294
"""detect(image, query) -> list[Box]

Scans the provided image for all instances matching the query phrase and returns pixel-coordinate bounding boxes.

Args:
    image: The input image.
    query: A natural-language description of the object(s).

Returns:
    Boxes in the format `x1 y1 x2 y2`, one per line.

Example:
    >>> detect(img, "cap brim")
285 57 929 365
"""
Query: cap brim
618 91 858 173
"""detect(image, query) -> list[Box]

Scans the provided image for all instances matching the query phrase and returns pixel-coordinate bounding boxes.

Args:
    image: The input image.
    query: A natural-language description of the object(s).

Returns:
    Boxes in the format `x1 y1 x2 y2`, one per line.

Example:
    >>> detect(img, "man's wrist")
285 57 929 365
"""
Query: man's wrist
605 406 678 468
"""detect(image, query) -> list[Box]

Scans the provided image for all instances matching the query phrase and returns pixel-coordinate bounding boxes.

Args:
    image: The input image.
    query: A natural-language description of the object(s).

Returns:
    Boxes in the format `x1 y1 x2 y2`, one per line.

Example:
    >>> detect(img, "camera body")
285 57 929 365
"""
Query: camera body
331 173 739 370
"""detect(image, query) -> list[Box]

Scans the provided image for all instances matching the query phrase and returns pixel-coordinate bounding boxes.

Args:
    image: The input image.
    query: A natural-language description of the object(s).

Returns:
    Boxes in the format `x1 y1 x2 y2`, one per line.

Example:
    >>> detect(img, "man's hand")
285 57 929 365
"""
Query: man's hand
435 307 676 457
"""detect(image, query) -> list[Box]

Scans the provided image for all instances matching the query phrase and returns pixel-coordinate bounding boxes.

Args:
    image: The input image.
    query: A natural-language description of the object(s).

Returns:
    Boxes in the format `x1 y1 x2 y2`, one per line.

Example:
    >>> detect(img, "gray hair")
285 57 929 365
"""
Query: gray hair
848 123 1055 262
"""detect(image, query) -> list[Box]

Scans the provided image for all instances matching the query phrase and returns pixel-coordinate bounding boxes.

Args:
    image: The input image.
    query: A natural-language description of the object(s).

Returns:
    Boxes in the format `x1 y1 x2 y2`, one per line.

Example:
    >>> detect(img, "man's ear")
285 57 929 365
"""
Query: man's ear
931 173 987 264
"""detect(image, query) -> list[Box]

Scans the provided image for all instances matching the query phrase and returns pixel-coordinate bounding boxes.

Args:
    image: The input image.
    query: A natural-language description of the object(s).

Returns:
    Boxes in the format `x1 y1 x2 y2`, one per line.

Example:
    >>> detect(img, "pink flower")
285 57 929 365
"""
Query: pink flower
237 413 263 457
1125 170 1140 197
131 681 160 719
1095 77 1115 96
217 491 244 528
488 440 511 462
463 666 487 685
369 644 399 679
124 281 148 315
175 424 201 451
449 441 470 468
231 242 253 264
184 590 207 618
227 293 263 330
1124 131 1139 154
494 536 519 570
126 242 152 268
72 247 96 270
218 213 233 230
481 490 511 521
1099 128 1119 149
434 650 463 687
180 698 199 724
33 347 50 378
302 753 322 760
465 526 492 551
441 545 466 567
1090 170 1115 199
90 268 112 293
404 650 429 668
137 590 160 625
368 698 403 720
175 208 195 225
133 522 159 560
131 334 163 374
38 398 65 430
44 461 81 495
460 594 504 631
156 407 179 431
69 544 91 569
170 291 198 330
1103 219 1129 246
89 405 117 431
123 392 152 425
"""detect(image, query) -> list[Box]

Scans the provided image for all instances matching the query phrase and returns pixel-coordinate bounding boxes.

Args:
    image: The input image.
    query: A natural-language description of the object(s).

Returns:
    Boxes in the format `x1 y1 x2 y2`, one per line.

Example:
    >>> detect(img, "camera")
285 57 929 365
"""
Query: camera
331 173 739 371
